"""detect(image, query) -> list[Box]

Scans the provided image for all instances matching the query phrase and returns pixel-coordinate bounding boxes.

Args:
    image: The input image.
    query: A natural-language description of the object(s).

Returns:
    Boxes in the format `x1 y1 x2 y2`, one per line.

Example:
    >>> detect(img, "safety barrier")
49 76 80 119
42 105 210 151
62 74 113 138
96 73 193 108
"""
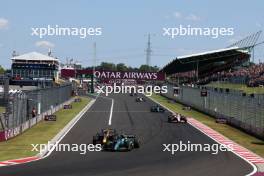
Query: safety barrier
162 84 264 139
0 98 74 141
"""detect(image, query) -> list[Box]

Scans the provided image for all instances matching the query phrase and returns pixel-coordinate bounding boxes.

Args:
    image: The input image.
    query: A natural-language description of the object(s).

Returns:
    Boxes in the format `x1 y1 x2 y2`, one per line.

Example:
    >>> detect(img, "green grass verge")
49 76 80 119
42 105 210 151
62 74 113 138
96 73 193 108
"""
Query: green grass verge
0 97 90 161
0 106 5 113
207 82 264 94
151 94 264 157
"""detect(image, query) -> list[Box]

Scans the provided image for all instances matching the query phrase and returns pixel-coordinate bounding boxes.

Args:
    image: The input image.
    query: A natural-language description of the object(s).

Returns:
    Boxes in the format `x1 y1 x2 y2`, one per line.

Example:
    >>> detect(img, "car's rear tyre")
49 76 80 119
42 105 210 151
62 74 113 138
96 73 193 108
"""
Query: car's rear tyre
92 136 99 145
134 139 140 148
127 142 134 151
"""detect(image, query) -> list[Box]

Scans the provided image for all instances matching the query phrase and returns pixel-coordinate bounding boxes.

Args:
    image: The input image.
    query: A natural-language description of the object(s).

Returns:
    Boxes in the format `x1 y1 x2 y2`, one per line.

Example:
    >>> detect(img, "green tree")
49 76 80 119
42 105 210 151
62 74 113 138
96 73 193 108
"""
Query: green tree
100 62 116 71
116 63 128 71
152 65 159 72
0 66 5 74
139 65 159 72
139 65 150 72
127 66 138 71
90 62 159 72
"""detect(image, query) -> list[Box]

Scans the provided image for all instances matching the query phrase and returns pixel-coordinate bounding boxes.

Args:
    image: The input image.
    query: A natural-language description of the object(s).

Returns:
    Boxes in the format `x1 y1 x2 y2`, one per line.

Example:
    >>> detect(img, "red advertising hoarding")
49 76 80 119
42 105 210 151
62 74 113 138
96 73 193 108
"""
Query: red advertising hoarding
61 69 165 81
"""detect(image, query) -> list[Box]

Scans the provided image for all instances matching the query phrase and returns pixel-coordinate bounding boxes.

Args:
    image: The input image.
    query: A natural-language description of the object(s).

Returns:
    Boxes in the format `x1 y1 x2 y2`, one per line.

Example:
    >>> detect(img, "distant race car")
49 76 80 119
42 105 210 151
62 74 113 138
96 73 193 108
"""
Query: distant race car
215 117 227 124
92 129 117 145
168 114 187 123
150 105 165 113
63 104 72 109
135 97 146 102
130 93 137 96
92 129 140 151
44 115 57 121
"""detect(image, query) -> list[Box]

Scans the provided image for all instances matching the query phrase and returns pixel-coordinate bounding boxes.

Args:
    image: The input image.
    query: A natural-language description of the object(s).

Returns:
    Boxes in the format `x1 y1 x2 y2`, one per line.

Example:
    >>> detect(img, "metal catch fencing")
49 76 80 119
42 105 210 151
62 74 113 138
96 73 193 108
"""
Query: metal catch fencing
0 75 8 131
1 84 72 131
162 83 264 139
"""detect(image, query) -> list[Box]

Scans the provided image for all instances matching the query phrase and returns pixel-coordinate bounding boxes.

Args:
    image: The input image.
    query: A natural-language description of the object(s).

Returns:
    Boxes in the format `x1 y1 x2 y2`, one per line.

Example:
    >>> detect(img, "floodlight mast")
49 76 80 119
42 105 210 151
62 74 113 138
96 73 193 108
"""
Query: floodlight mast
91 42 96 94
146 34 152 66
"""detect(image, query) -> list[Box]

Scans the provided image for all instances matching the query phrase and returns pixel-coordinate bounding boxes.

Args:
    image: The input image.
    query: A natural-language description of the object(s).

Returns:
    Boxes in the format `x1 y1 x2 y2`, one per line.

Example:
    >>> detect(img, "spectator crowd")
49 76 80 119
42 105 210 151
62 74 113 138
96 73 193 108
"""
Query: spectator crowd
170 63 264 87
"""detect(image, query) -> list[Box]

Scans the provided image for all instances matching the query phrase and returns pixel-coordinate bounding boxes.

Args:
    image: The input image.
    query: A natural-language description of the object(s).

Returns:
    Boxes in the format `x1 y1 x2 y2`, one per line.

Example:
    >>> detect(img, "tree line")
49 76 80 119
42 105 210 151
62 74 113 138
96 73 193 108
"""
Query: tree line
0 66 4 74
86 62 159 72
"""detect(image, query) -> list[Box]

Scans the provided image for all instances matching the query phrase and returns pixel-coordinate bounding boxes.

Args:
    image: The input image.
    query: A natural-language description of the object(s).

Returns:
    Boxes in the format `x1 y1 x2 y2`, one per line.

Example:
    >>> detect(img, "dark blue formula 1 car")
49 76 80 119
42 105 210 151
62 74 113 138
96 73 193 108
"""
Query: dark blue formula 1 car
135 97 146 102
103 134 140 151
130 92 137 96
150 105 165 113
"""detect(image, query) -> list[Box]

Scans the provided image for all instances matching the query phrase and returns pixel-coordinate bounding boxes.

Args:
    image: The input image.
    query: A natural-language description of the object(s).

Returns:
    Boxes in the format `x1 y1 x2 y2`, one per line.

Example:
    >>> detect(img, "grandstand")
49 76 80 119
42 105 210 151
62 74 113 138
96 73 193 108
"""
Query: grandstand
10 52 59 87
160 31 264 89
204 63 264 88
160 47 250 84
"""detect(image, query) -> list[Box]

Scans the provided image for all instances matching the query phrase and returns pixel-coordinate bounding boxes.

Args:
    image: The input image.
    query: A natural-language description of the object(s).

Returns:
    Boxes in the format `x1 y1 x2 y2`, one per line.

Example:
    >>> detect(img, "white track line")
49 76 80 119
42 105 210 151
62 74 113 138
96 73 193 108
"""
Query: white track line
42 99 96 159
97 95 114 126
188 119 257 176
108 99 114 125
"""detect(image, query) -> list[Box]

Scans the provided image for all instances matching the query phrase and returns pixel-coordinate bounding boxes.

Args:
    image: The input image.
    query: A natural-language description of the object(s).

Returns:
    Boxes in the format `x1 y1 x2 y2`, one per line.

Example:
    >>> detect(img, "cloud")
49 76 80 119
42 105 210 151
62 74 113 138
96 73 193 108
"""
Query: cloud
185 14 201 21
164 15 170 19
0 18 8 29
168 12 201 21
35 40 55 49
256 22 262 28
173 12 182 19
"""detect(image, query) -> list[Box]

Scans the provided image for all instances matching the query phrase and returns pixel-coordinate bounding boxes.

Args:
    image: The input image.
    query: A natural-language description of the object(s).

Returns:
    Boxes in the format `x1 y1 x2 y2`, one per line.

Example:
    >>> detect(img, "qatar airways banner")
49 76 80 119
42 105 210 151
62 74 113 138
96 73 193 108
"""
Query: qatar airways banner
93 71 165 81
61 69 165 81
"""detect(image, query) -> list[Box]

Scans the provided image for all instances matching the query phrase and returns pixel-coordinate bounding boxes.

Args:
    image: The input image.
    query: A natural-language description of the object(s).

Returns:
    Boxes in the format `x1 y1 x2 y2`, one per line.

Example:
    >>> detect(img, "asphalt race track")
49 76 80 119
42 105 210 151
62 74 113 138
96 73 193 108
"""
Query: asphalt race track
0 94 254 176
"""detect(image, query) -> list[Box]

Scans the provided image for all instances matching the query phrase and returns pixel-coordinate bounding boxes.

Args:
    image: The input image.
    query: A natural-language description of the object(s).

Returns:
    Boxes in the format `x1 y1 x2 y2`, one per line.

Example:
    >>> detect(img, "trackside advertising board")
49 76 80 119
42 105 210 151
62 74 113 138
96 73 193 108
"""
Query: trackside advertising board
94 71 165 80
61 69 165 81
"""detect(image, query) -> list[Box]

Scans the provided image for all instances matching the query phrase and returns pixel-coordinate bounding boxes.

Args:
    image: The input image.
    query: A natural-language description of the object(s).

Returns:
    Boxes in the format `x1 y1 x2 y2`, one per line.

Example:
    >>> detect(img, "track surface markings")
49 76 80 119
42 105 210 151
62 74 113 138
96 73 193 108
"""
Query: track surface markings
108 98 114 125
188 118 264 164
0 156 40 167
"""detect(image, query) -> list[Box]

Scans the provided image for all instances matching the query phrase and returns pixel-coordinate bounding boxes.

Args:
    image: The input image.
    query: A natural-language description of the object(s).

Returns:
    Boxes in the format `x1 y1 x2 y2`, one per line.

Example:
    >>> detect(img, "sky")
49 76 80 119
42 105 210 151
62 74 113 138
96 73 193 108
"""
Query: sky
0 0 264 69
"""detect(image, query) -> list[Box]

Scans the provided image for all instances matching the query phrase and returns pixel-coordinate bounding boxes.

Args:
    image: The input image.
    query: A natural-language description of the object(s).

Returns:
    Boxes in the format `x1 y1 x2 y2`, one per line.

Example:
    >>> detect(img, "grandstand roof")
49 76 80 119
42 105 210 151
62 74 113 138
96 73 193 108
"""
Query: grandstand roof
11 52 58 62
160 47 250 75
